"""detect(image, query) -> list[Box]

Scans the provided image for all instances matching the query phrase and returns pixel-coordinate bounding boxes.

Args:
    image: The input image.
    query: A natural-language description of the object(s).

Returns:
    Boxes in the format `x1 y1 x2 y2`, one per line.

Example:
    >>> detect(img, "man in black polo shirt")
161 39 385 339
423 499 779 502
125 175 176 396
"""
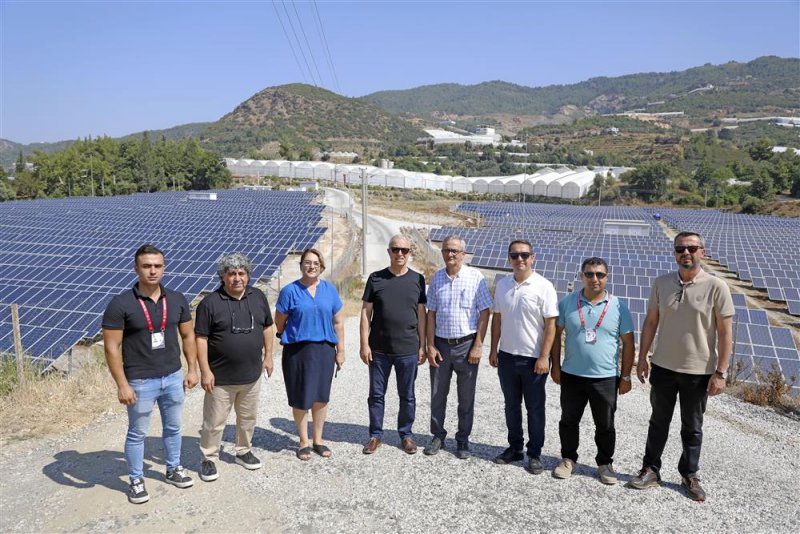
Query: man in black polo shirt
102 244 199 504
360 234 427 455
195 253 275 482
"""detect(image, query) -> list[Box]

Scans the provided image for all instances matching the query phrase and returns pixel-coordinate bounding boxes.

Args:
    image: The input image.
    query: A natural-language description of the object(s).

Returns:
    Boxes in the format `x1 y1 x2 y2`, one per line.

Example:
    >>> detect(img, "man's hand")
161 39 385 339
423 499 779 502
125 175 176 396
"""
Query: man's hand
184 368 199 390
117 383 137 405
618 379 632 395
201 369 215 393
550 366 561 385
489 350 498 368
335 350 345 371
427 347 442 368
417 347 427 366
707 374 726 396
534 355 549 375
262 356 274 378
636 357 650 383
467 345 481 365
360 346 372 365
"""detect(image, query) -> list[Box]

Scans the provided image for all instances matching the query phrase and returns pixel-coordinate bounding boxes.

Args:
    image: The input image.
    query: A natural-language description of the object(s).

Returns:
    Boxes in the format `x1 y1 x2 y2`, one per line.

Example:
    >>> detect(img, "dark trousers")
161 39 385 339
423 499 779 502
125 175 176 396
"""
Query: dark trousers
559 371 618 465
430 337 478 443
497 351 547 458
643 364 710 478
368 352 418 439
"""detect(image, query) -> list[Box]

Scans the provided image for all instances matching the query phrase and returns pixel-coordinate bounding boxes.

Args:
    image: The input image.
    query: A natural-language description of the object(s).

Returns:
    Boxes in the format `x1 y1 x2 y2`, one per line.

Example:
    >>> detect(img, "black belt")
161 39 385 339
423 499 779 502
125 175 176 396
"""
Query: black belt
435 333 476 345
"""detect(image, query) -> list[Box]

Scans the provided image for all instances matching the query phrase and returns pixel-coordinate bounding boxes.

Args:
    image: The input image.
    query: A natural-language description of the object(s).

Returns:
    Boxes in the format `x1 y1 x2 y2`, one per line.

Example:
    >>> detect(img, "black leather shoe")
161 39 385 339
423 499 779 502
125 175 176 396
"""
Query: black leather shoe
494 447 524 464
681 476 706 502
525 457 544 475
423 437 444 456
455 441 470 459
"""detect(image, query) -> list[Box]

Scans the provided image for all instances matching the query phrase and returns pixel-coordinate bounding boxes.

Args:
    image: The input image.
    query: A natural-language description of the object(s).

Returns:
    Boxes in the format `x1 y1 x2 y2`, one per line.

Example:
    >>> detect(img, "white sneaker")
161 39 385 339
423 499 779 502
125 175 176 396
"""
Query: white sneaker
552 458 576 479
598 464 618 485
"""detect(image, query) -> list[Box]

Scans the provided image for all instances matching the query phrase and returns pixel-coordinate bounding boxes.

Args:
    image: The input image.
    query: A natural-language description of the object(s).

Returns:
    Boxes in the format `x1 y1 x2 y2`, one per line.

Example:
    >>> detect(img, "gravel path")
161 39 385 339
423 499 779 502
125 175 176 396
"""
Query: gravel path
1 315 799 533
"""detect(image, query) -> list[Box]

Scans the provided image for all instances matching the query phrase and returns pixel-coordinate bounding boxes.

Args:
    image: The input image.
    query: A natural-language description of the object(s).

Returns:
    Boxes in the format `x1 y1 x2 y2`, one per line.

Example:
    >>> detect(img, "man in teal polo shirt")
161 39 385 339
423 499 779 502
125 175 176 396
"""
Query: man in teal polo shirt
549 257 635 484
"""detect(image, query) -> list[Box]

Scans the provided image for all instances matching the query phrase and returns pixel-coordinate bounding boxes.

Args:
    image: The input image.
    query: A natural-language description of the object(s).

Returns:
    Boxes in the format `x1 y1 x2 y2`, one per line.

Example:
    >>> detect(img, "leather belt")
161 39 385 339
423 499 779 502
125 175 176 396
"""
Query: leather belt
435 333 476 345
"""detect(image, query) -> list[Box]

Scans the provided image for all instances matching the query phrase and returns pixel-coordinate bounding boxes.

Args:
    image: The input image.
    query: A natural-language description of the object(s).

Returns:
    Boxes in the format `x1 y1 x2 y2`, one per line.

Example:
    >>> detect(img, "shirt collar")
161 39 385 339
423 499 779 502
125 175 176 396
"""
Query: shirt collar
132 283 165 300
217 285 252 300
579 289 609 305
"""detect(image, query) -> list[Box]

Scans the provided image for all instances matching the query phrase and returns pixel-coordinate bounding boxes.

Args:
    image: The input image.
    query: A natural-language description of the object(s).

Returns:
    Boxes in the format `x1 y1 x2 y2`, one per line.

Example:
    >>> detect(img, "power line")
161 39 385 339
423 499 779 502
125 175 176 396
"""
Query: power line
280 0 318 86
290 0 325 89
311 0 340 93
271 0 309 85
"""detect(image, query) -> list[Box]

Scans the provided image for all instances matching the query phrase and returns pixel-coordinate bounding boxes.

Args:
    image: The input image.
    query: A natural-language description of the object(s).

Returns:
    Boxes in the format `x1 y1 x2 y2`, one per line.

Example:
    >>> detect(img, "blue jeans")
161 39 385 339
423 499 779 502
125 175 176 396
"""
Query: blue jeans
498 351 547 458
125 369 185 480
368 352 418 439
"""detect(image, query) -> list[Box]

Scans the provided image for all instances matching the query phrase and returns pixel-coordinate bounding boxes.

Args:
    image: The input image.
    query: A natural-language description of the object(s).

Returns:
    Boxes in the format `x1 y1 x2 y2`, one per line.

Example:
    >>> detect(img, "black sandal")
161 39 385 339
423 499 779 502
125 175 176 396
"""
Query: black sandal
312 443 332 458
296 446 312 461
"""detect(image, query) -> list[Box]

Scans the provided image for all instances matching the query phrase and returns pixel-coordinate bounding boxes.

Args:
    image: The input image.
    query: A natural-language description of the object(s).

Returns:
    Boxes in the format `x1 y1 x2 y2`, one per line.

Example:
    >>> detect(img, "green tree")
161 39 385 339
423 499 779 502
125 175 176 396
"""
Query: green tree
749 170 775 200
624 162 671 201
748 137 774 161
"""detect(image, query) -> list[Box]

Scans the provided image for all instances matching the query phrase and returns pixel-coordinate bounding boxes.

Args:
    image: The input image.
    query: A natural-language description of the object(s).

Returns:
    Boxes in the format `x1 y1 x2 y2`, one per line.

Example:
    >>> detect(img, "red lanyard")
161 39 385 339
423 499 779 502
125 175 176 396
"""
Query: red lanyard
577 292 611 331
138 297 168 333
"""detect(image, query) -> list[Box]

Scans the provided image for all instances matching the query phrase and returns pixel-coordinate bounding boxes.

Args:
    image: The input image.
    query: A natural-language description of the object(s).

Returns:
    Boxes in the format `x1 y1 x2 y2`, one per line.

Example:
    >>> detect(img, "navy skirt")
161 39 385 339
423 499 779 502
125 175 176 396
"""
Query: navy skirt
282 341 336 410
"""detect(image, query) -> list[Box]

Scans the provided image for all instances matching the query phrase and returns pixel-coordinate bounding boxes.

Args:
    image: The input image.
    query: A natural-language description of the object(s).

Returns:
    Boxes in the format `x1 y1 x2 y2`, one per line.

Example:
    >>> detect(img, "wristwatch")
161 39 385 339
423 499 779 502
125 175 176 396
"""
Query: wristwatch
620 375 632 382
714 369 727 379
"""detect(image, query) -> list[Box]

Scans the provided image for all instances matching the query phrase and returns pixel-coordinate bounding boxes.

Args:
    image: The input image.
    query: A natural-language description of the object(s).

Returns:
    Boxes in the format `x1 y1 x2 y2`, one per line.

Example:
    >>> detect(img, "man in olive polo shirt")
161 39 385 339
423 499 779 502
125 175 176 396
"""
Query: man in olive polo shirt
103 244 199 504
628 232 734 502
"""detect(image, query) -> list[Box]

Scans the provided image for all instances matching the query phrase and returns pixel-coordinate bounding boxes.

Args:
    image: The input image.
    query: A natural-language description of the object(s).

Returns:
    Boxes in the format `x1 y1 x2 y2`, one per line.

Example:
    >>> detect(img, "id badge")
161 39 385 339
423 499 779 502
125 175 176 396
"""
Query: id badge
584 329 597 344
151 332 166 350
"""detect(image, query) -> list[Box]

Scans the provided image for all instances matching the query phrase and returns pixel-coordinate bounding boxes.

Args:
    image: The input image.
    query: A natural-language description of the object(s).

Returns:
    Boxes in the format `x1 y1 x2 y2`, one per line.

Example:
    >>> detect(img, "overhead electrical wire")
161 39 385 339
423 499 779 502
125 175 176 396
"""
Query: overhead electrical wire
280 0 318 86
290 0 325 90
311 0 341 94
271 0 309 85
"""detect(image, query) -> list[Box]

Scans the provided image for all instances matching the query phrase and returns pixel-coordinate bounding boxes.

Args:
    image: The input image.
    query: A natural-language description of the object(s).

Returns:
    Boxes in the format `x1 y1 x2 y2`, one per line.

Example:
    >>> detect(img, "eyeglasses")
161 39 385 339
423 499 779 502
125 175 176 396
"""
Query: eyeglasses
442 248 464 255
390 247 410 254
583 271 607 279
509 252 532 260
674 245 703 254
302 261 321 267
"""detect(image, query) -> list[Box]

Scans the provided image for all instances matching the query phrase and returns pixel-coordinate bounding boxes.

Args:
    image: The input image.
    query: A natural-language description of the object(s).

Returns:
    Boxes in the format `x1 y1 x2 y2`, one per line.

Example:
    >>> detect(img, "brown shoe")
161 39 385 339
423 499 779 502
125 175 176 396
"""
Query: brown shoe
401 437 418 455
362 437 382 455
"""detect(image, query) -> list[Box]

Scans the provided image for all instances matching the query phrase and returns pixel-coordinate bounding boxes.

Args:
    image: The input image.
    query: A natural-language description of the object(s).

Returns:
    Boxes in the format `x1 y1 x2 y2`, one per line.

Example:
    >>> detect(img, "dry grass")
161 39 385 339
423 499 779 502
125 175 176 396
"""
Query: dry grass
0 347 120 445
728 360 800 416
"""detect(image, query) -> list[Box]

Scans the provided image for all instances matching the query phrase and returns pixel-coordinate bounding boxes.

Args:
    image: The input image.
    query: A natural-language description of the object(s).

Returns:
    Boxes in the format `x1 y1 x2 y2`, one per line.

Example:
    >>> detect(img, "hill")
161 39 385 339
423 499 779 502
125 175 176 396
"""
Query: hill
200 84 427 156
363 56 800 131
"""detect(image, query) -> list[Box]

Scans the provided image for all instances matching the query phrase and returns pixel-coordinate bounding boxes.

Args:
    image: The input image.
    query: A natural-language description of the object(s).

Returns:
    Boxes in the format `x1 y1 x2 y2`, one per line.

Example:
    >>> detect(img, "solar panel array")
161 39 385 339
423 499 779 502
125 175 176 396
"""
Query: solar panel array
431 201 799 393
653 208 800 316
0 190 326 367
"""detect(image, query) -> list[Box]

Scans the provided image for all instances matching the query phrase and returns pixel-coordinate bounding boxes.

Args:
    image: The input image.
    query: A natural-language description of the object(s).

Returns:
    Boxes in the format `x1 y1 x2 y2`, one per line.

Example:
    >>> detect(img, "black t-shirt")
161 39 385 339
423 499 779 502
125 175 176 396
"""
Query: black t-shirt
102 284 193 380
362 267 427 356
194 286 274 385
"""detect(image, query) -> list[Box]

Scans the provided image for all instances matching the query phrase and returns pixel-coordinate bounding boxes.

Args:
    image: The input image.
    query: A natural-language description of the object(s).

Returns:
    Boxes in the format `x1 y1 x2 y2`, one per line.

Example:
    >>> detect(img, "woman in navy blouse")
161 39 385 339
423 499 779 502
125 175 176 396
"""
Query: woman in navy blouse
275 248 345 460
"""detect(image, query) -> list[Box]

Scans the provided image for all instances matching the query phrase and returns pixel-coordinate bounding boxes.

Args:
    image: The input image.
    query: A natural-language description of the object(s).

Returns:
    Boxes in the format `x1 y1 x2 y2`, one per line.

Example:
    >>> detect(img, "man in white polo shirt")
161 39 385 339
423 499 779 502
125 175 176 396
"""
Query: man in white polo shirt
489 239 558 475
550 257 635 485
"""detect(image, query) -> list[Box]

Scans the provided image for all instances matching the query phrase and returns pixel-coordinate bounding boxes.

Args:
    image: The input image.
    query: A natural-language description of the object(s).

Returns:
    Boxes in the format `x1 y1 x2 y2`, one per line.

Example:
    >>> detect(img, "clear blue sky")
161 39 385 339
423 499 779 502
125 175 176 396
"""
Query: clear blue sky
2 0 798 144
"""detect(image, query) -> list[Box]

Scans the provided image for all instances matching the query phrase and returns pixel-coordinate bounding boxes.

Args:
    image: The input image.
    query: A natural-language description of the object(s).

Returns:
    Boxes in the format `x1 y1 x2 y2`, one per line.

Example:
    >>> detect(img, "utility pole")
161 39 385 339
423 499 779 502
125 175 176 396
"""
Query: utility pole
361 168 368 278
90 153 95 196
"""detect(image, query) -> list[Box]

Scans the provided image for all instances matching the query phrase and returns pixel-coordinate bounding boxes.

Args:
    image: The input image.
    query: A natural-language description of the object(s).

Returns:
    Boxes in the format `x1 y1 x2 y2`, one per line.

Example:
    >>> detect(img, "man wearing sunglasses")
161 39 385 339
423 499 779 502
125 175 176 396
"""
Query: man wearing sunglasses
628 232 734 502
489 240 558 474
549 257 634 485
424 235 492 459
194 253 275 482
360 235 427 455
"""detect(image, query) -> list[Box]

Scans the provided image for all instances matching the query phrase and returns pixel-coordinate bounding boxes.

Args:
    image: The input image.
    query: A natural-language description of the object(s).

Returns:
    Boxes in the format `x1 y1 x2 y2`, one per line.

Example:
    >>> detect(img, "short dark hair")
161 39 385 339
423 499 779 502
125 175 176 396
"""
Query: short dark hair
580 257 608 272
674 231 704 247
507 239 533 255
135 244 164 264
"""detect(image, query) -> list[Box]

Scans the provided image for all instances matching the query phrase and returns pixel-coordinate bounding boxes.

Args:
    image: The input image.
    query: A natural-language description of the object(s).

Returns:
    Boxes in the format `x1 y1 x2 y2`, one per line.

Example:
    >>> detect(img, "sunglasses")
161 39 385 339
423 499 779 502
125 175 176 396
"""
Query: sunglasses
509 252 532 260
390 247 410 254
583 271 607 279
442 248 464 255
674 245 703 254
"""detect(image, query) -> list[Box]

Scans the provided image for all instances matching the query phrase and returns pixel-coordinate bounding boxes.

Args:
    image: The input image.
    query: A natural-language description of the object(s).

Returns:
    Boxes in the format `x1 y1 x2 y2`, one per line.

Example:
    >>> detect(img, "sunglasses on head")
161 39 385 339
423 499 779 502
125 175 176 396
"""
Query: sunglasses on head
674 245 703 254
390 247 410 254
583 271 607 279
509 252 532 260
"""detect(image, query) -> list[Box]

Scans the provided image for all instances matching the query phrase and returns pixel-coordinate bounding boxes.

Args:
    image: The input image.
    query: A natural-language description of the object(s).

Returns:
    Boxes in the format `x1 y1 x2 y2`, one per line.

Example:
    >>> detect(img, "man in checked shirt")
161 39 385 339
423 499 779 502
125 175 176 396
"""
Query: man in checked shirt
423 235 492 460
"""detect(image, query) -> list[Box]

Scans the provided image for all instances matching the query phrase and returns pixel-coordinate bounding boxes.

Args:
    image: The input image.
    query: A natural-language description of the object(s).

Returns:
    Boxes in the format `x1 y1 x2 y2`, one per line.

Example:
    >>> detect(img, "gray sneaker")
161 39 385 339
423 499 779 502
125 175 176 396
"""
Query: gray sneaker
235 451 262 470
626 467 660 490
423 437 444 456
200 460 218 482
598 464 618 485
165 466 194 488
552 458 576 479
128 478 150 504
